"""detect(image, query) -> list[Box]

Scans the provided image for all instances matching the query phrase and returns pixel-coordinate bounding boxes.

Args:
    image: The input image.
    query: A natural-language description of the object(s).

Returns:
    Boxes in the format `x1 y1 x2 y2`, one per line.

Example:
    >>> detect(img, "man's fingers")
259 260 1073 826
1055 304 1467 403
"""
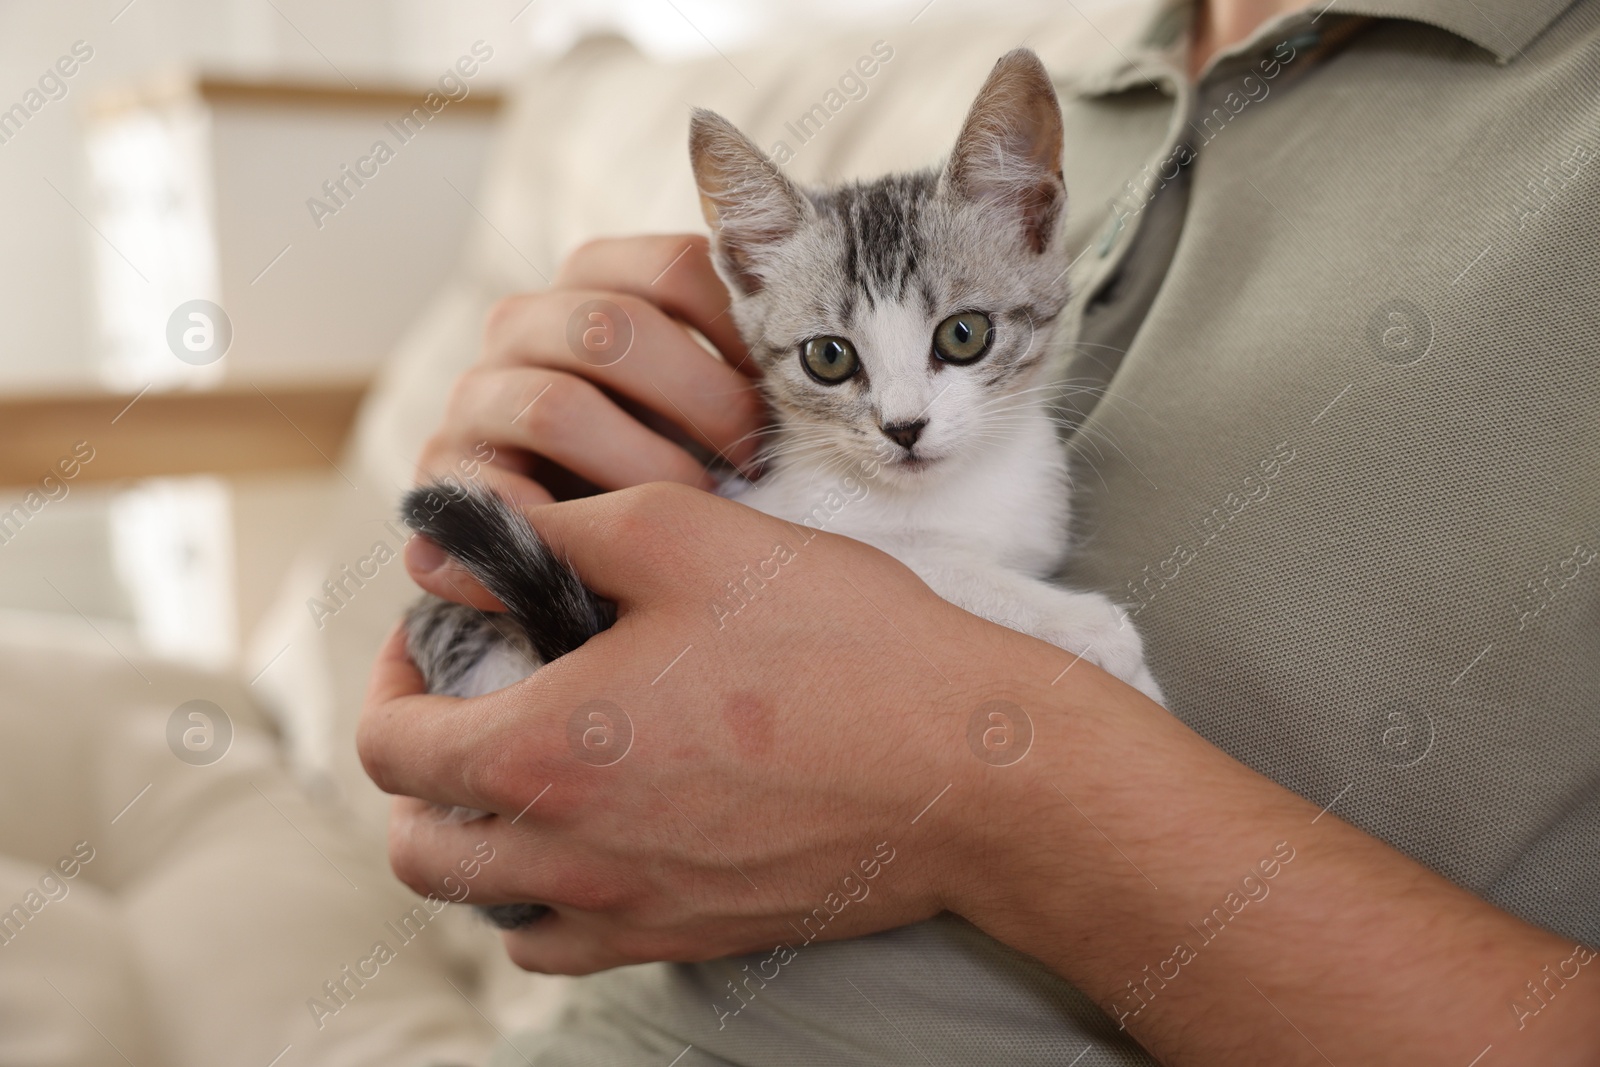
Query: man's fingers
405 450 540 607
403 536 507 611
506 482 737 605
552 234 750 375
499 910 654 975
502 925 632 976
483 289 763 469
415 447 556 510
386 801 714 976
439 366 718 492
497 909 775 975
364 623 430 707
385 798 596 906
358 627 536 809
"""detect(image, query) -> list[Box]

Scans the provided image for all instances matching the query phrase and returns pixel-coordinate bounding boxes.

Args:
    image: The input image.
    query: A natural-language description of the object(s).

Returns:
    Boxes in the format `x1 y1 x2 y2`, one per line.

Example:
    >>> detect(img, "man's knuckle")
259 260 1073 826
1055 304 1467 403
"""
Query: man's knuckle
355 723 395 794
512 381 565 440
646 481 705 528
635 479 691 509
442 373 469 413
563 236 615 275
603 490 660 543
384 824 432 895
483 294 531 348
388 854 433 898
676 232 712 259
652 236 711 295
443 367 493 421
540 372 591 424
602 291 653 334
610 483 706 559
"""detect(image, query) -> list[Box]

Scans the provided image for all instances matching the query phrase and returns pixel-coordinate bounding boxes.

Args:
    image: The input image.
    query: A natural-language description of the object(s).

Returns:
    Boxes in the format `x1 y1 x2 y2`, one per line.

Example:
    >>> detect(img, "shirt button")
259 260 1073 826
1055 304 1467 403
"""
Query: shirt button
1096 214 1126 257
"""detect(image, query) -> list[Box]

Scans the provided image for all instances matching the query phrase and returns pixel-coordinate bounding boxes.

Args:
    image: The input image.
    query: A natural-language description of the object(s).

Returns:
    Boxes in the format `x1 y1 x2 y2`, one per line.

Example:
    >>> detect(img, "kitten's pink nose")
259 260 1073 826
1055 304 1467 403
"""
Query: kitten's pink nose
880 419 927 450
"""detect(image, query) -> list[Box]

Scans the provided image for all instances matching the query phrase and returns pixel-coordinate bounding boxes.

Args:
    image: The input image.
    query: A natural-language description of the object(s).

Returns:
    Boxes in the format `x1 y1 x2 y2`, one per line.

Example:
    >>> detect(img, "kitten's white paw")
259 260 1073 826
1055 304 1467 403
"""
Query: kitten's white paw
911 560 1165 706
1126 662 1166 706
1035 593 1165 706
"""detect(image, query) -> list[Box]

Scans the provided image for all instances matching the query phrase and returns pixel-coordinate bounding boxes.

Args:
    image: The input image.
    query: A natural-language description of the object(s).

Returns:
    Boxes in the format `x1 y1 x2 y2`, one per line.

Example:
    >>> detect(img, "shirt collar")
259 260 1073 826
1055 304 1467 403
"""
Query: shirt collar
1065 0 1188 99
1334 0 1577 60
1068 0 1578 99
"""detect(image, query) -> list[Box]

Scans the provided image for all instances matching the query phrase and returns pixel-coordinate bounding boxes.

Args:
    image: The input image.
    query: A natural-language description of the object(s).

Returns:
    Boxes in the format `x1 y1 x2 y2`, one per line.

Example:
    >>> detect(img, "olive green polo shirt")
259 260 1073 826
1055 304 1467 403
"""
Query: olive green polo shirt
1055 0 1600 956
492 2 1600 1063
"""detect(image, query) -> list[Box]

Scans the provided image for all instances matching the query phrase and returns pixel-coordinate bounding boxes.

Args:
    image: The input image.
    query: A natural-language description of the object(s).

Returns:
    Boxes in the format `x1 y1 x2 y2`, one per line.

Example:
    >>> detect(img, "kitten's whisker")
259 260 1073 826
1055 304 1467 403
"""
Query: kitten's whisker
1060 421 1161 492
980 378 1160 425
724 424 792 454
1055 339 1132 372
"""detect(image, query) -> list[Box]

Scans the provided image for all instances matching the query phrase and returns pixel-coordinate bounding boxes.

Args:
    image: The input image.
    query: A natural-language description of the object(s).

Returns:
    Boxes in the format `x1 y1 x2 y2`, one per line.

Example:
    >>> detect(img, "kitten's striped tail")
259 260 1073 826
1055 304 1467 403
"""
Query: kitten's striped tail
399 484 613 671
398 485 611 931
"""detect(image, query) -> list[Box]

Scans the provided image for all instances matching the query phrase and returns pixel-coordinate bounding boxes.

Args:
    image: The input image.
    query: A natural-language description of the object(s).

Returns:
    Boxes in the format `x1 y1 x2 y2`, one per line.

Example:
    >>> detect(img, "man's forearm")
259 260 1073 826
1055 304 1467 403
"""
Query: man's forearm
945 644 1600 1066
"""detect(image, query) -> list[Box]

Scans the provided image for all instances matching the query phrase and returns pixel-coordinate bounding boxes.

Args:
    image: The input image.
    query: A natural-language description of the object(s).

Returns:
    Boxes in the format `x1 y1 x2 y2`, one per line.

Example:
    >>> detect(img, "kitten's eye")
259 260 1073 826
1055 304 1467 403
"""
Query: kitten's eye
800 336 860 384
933 311 993 364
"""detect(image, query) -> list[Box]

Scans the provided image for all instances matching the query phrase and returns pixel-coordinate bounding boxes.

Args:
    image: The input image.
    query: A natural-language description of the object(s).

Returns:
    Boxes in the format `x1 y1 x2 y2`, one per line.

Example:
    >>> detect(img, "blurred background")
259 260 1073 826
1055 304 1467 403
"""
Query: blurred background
0 0 1077 677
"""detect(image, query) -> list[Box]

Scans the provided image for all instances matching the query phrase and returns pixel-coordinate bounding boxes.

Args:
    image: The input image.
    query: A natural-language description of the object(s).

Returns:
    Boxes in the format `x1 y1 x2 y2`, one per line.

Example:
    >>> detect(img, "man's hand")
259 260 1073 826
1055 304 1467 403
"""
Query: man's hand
414 234 764 511
366 481 1600 1064
362 483 1032 975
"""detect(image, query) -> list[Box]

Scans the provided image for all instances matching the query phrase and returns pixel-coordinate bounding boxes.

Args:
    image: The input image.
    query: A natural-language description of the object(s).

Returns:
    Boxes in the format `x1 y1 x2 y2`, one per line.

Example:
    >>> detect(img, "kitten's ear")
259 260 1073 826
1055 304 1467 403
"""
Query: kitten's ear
942 49 1066 254
690 109 811 295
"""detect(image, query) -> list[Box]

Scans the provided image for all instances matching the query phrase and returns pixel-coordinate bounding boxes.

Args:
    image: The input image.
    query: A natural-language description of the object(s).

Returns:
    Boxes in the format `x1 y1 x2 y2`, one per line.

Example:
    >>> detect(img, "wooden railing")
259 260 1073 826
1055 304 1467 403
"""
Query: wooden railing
0 381 369 484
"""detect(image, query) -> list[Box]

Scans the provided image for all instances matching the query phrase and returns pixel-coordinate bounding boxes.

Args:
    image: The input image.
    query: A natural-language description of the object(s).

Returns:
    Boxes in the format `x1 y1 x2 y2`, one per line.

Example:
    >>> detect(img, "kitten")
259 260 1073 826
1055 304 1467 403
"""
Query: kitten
402 48 1162 932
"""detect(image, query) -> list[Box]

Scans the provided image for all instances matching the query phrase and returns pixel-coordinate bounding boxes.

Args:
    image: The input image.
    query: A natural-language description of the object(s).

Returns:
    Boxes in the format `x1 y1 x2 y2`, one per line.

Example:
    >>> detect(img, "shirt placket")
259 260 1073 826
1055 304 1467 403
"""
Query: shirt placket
1067 13 1349 360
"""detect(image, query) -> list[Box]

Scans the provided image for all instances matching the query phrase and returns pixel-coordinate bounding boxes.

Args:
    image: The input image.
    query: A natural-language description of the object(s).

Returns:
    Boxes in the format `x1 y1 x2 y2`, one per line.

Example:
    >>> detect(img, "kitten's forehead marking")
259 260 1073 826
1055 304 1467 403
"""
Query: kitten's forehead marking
816 171 937 309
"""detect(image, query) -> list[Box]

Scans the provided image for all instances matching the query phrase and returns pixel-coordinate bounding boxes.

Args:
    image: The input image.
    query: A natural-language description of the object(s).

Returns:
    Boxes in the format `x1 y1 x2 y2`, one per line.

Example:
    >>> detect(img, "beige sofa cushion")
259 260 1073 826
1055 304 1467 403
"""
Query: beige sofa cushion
0 615 514 1067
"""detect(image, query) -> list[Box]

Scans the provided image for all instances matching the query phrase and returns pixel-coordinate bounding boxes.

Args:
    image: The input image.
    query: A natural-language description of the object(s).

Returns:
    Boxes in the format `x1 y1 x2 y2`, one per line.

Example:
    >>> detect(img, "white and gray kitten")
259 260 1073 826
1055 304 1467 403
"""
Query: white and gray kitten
403 48 1162 929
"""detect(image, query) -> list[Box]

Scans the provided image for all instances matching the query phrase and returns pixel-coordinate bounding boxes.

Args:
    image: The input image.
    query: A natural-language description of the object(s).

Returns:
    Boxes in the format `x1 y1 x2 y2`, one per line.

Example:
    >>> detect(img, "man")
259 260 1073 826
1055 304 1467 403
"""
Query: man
359 0 1600 1062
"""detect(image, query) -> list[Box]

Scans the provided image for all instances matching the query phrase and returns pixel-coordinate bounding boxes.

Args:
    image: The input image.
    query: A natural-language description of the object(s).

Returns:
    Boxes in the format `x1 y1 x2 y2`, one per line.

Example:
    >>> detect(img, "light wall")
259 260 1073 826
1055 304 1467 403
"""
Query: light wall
0 0 537 391
0 0 1088 391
